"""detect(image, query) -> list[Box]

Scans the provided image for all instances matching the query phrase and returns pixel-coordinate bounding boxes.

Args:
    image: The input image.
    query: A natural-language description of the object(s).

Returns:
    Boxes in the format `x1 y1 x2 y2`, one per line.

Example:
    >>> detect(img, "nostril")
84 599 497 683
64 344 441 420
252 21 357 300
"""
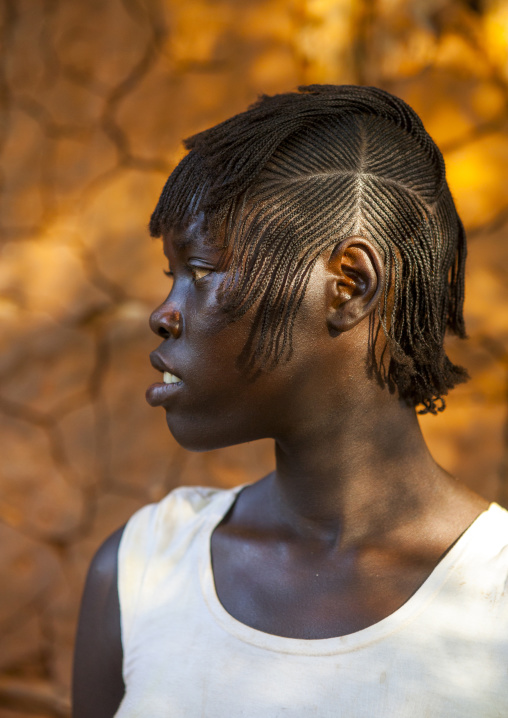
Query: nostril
149 305 182 339
158 326 170 339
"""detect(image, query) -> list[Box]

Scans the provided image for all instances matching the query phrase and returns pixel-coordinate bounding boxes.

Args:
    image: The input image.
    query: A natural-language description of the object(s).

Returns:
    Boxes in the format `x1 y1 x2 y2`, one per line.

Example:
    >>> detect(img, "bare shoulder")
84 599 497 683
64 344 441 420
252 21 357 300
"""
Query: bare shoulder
72 526 126 718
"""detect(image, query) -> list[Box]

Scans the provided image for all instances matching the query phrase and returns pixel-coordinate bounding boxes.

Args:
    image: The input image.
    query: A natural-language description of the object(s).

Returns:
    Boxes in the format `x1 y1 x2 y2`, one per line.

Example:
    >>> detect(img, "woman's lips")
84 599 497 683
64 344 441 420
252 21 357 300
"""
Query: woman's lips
146 371 183 407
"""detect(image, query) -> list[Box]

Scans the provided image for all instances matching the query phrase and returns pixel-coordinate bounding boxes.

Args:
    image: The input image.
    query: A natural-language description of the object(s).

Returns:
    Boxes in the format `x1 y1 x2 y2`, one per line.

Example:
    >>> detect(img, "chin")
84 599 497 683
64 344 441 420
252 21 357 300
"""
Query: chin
165 414 231 452
165 412 262 453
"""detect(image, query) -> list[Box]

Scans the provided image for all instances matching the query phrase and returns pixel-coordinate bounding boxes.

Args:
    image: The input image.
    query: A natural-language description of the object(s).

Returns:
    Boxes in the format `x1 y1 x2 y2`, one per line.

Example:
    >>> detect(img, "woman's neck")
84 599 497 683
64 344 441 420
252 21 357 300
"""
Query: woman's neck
270 393 461 550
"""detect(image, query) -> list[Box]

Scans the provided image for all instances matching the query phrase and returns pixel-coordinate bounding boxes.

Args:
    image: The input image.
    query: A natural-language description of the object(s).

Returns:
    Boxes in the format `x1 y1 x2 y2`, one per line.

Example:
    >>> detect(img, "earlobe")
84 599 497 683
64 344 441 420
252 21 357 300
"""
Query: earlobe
326 236 384 333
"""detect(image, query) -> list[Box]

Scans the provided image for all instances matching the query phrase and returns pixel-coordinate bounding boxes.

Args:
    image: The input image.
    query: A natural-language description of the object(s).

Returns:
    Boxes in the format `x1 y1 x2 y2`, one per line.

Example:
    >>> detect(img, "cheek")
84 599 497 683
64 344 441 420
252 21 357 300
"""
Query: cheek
165 339 280 452
163 279 323 450
189 302 253 372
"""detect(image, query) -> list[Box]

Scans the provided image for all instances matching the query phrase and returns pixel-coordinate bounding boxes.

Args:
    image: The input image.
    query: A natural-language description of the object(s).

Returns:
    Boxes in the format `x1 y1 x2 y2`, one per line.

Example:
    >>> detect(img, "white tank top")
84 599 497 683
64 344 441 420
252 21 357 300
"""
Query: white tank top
115 486 508 717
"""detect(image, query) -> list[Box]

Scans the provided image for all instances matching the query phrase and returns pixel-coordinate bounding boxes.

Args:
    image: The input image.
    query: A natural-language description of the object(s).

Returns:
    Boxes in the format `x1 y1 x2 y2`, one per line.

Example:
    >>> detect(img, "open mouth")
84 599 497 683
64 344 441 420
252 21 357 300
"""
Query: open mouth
163 371 183 385
147 352 185 406
146 371 184 407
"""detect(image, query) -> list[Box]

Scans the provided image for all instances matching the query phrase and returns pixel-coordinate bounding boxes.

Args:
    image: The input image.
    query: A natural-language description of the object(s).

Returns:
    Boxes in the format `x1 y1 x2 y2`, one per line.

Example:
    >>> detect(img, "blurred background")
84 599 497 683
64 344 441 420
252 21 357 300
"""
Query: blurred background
0 0 508 715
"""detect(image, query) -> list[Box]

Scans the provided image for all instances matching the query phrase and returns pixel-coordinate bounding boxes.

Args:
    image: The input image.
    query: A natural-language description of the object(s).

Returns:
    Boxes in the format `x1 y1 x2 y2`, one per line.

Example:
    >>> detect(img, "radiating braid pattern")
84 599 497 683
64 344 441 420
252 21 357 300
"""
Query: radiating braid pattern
150 85 468 413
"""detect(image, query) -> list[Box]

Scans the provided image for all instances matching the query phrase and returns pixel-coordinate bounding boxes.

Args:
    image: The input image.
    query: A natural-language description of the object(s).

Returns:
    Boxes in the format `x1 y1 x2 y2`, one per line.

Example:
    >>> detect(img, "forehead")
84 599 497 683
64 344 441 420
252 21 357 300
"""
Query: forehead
162 212 225 260
163 213 207 253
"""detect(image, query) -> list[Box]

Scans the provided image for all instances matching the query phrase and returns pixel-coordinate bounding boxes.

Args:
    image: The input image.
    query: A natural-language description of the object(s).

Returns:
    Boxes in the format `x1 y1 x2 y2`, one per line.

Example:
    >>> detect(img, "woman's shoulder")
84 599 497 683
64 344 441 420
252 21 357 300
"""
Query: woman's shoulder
116 485 241 652
73 526 126 717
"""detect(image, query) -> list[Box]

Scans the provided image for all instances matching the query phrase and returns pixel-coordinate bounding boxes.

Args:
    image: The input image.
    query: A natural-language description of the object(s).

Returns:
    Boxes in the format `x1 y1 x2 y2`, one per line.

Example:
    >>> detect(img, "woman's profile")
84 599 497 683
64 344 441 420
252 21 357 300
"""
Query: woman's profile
72 84 508 717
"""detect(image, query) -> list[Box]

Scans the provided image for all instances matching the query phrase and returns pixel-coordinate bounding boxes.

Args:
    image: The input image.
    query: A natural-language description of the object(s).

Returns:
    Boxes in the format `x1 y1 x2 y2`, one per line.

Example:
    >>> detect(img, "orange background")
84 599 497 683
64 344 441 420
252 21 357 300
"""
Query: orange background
1 1 508 715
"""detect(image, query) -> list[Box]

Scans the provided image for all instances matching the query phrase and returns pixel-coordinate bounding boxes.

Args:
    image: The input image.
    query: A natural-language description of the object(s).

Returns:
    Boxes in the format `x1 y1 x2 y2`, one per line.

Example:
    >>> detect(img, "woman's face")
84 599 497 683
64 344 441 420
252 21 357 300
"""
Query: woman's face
146 214 331 452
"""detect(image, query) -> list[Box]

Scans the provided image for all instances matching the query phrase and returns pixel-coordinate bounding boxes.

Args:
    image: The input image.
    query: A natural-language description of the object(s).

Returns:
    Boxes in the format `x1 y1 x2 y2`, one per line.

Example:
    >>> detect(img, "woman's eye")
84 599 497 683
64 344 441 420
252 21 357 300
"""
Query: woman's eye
190 266 211 282
163 269 174 277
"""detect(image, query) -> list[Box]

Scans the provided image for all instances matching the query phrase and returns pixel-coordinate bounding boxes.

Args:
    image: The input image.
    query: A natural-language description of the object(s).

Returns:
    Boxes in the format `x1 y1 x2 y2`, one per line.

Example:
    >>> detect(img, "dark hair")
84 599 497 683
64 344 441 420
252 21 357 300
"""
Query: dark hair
150 84 468 414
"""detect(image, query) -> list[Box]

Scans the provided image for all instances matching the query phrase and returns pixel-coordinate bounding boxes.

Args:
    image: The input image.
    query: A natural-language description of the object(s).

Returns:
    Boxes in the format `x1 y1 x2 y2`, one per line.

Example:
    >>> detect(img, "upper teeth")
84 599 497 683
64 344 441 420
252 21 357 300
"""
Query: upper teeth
163 371 182 384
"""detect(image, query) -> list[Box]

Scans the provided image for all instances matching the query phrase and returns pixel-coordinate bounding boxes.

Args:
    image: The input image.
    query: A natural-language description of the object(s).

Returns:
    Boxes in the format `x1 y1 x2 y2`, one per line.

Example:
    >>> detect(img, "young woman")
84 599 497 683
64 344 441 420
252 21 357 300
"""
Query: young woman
73 85 508 717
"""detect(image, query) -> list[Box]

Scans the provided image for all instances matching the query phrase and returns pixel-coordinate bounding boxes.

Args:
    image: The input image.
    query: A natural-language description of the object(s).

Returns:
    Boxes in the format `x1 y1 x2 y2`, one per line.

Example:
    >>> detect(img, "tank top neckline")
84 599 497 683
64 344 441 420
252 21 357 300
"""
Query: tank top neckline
199 486 499 655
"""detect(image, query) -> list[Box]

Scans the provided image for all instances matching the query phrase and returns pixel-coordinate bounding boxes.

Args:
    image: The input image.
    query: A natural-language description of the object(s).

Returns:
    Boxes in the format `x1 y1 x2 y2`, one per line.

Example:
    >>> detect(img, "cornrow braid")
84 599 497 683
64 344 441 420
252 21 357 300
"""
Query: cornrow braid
150 85 468 414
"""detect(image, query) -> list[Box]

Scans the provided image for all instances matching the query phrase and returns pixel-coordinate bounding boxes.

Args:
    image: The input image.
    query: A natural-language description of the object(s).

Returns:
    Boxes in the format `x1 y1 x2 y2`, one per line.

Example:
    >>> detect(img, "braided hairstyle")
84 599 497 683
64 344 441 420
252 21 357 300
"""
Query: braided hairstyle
150 85 468 414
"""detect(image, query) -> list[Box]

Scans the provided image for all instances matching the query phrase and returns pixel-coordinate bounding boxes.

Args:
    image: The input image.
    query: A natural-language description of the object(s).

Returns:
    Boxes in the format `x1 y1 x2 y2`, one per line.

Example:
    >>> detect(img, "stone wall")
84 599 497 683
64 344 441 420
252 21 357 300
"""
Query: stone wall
0 0 507 715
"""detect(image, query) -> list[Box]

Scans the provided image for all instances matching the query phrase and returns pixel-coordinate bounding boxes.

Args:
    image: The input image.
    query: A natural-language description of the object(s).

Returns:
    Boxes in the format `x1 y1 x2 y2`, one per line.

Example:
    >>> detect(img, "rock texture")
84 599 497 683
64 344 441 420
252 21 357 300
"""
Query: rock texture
1 0 507 714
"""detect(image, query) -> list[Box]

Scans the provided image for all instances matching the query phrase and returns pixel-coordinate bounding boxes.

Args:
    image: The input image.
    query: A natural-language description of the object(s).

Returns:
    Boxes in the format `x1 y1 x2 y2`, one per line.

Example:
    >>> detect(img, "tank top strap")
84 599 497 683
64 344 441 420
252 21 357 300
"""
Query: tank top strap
117 485 241 651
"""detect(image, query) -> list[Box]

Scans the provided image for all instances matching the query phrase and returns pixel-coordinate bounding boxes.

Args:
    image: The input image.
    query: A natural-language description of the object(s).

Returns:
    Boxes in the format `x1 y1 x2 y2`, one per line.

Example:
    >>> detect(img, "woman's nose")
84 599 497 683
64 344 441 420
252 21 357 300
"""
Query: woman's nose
149 302 182 339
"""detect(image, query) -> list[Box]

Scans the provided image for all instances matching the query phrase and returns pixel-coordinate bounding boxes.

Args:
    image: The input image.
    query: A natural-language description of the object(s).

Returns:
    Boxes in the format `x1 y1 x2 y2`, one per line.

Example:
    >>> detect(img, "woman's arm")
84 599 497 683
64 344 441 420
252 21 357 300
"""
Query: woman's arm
72 526 126 718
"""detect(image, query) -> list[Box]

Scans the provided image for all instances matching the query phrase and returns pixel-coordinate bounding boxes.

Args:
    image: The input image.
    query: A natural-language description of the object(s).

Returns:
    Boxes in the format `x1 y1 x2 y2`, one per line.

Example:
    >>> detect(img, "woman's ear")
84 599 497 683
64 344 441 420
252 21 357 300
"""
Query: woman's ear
326 236 384 333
